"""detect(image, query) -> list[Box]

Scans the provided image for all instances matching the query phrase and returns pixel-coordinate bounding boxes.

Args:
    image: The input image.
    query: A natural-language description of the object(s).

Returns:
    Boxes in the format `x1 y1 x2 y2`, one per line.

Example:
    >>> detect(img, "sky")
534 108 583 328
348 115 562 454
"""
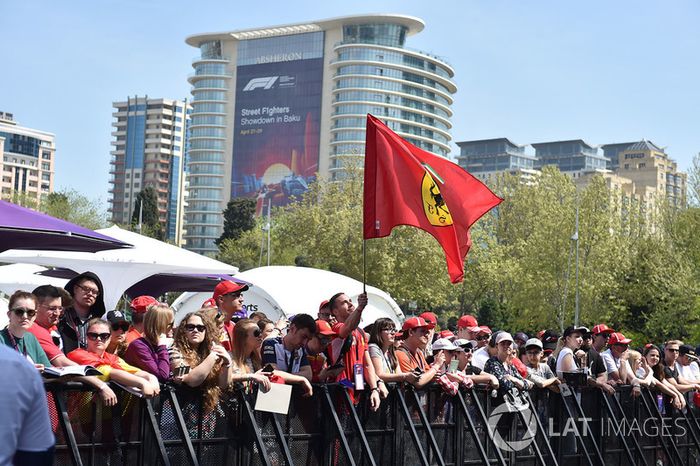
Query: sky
2 1 699 208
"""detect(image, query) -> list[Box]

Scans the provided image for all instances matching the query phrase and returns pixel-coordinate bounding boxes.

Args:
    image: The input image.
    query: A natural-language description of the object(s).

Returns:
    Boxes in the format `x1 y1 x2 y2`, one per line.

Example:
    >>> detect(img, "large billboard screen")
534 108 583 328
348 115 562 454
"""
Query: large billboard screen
231 34 323 211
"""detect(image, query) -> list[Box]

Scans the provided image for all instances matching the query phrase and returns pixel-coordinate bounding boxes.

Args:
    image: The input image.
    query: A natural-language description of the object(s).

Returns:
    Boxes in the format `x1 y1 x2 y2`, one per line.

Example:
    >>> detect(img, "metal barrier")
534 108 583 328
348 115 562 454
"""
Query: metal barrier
47 381 700 466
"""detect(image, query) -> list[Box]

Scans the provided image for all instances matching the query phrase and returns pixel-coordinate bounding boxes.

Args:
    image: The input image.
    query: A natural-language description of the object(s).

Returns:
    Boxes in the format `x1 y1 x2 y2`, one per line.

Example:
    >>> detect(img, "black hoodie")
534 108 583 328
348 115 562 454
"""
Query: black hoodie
59 271 106 353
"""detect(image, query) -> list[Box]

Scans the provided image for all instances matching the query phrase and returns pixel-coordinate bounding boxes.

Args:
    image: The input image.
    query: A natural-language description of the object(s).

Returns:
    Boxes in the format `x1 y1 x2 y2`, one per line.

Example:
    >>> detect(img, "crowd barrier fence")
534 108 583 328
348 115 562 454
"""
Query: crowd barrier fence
45 380 700 466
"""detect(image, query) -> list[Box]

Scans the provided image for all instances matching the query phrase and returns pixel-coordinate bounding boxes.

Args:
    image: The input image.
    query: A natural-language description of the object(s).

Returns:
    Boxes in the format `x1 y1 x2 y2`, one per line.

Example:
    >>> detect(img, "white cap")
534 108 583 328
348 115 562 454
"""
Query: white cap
432 338 459 351
524 338 543 350
495 332 514 345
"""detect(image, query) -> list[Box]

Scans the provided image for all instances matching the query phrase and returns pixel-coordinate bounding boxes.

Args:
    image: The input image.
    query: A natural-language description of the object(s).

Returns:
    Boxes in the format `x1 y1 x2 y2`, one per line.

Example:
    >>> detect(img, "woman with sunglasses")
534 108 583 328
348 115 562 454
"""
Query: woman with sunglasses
105 310 130 357
169 311 234 413
1 291 52 372
229 319 272 392
368 318 419 385
124 304 175 382
454 339 500 387
67 319 160 397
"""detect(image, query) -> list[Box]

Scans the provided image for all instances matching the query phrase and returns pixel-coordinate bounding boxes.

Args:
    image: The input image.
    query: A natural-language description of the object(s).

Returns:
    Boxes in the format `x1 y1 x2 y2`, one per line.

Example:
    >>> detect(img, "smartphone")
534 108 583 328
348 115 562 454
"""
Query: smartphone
449 359 459 373
262 364 274 373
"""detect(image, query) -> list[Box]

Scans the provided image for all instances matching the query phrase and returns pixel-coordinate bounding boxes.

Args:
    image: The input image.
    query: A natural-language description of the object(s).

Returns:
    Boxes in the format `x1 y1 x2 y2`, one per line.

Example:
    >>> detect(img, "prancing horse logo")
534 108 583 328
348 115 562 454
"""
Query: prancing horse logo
421 171 453 226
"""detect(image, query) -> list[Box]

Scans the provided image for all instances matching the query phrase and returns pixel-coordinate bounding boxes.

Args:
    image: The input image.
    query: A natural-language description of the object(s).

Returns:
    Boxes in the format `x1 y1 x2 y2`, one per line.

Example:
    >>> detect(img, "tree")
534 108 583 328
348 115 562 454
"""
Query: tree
688 152 700 206
216 198 256 246
131 187 162 239
42 189 107 230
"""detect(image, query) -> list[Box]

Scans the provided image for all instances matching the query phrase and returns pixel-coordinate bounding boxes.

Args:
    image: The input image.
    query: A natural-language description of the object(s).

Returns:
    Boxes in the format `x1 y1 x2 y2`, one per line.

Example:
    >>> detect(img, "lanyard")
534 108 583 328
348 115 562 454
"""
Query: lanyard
5 329 27 357
285 347 296 372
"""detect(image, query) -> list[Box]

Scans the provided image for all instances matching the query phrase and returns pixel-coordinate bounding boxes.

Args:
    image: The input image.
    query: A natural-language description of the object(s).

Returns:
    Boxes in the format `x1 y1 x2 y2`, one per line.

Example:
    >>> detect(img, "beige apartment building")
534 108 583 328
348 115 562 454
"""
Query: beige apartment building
0 111 55 201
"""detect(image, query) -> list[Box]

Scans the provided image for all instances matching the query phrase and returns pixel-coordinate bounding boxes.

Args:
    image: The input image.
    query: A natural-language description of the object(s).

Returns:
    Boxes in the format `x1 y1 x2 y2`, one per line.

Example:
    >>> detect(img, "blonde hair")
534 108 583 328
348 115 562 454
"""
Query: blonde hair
143 304 174 346
628 350 642 367
666 340 683 347
231 319 262 373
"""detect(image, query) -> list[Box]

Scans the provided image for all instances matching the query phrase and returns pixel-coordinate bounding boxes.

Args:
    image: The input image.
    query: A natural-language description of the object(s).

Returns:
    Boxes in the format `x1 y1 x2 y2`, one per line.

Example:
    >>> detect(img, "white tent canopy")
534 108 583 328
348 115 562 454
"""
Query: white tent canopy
172 265 405 326
0 264 68 297
0 225 238 310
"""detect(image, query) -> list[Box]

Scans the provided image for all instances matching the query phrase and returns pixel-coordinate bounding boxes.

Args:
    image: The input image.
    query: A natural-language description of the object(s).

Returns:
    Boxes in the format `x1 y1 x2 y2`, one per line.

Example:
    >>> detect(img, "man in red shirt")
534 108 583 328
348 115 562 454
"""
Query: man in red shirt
29 285 117 405
396 316 444 389
125 295 158 345
328 291 381 410
213 281 249 351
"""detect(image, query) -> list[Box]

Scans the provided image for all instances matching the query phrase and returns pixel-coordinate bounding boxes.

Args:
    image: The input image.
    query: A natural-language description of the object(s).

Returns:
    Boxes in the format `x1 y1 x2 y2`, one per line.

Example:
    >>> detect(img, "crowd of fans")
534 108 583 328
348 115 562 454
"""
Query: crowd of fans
5 271 700 440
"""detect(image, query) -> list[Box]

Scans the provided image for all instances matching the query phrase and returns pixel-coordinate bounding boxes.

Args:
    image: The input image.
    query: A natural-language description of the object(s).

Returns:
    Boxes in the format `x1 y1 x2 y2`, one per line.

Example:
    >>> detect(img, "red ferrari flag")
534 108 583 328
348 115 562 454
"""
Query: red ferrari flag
363 114 502 283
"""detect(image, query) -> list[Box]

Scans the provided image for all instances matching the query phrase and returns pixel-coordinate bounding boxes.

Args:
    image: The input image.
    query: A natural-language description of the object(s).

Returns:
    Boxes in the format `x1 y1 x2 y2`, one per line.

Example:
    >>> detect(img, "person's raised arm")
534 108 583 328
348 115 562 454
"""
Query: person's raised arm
336 293 367 339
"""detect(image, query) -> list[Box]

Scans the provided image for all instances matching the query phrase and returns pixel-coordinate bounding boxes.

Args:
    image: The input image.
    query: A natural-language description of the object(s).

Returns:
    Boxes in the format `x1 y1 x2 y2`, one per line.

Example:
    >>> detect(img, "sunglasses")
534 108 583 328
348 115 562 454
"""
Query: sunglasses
185 324 207 333
224 292 242 299
666 348 679 353
87 332 111 342
11 307 37 318
318 313 332 318
111 322 130 332
252 328 262 338
476 334 491 341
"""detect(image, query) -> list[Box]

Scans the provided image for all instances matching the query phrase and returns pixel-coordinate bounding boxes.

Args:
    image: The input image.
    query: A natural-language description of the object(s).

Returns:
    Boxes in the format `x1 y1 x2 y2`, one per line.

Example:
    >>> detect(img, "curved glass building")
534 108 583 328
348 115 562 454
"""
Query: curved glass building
185 14 457 255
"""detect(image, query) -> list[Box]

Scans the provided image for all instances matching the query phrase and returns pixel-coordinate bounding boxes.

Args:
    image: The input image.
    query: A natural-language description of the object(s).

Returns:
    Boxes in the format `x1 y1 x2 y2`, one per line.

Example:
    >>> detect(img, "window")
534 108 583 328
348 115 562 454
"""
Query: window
134 173 140 178
42 151 51 159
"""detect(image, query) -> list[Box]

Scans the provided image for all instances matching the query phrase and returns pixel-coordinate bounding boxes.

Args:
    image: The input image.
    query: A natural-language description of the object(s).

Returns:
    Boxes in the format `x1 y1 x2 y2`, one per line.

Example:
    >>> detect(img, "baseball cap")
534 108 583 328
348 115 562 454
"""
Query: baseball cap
419 312 438 326
524 338 543 350
439 330 455 340
318 300 330 311
130 295 158 315
457 315 478 329
106 310 129 325
563 326 589 338
477 326 492 335
514 332 529 343
454 339 474 351
401 316 436 331
592 324 615 335
608 332 632 345
201 298 217 308
213 280 249 300
315 320 337 337
680 345 698 360
432 338 459 351
495 332 514 345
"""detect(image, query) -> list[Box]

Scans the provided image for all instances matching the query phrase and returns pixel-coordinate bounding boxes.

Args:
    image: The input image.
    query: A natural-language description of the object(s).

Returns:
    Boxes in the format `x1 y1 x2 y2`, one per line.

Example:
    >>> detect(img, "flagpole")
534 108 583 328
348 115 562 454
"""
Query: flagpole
362 239 366 293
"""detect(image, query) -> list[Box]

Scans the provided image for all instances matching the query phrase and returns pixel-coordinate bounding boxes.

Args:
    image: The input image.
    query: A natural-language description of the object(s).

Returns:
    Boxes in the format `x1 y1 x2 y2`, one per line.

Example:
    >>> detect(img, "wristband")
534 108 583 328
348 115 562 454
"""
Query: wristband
377 379 385 385
370 387 379 392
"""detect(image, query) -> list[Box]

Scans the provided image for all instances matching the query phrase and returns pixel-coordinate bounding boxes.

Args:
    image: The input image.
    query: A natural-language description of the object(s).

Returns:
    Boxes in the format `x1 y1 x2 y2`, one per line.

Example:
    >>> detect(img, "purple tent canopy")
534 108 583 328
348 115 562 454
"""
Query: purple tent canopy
38 268 250 300
0 200 130 252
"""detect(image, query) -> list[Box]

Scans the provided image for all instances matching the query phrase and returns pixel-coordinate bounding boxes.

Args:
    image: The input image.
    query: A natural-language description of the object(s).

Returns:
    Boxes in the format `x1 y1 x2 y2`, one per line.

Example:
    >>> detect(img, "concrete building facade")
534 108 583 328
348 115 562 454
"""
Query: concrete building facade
0 111 56 201
184 14 457 254
108 97 191 245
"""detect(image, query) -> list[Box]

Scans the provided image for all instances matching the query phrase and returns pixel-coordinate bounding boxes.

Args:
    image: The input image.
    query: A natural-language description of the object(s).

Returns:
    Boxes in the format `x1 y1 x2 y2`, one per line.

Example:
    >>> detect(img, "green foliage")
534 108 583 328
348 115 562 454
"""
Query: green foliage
42 189 107 230
218 166 700 344
216 198 256 246
131 187 162 239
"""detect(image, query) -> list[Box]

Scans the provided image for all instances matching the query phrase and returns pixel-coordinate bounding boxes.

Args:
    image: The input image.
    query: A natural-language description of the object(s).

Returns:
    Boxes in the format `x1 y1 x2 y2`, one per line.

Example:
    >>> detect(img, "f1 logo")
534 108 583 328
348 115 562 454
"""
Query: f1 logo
243 76 278 91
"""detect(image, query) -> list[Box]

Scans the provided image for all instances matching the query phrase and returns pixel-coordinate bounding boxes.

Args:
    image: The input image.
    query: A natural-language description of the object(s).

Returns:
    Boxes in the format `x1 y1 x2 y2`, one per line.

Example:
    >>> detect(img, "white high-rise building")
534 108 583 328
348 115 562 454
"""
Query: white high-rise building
184 14 457 254
108 97 191 245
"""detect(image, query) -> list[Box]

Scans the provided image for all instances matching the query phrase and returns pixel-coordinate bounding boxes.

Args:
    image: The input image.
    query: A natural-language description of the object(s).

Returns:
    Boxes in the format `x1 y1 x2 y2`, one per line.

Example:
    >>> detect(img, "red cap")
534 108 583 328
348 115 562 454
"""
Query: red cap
609 332 631 345
402 316 436 332
457 315 478 329
319 300 330 311
130 295 158 314
439 330 455 340
592 324 615 335
419 312 438 326
213 280 249 300
316 320 336 337
201 298 217 308
477 326 492 335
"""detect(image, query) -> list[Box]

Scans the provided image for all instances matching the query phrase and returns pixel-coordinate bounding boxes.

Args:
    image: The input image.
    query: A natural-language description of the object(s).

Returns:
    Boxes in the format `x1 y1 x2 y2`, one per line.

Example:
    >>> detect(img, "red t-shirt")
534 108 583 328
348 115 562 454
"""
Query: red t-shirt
306 353 327 383
125 327 142 345
27 323 63 361
221 321 234 352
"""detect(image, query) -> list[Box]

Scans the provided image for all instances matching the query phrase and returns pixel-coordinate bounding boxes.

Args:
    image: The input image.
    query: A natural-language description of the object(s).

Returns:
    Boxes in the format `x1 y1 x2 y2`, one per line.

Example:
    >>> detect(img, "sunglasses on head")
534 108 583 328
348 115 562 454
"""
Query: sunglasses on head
11 307 37 318
185 324 207 333
87 332 110 342
111 322 130 332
